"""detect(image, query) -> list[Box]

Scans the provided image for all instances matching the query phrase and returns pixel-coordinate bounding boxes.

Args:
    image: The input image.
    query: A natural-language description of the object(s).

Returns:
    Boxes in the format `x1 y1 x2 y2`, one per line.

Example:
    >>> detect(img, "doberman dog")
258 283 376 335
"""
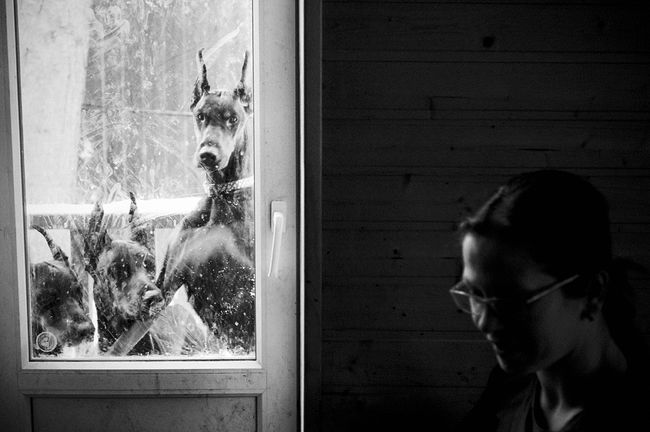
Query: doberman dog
30 225 95 355
155 50 255 354
83 193 163 354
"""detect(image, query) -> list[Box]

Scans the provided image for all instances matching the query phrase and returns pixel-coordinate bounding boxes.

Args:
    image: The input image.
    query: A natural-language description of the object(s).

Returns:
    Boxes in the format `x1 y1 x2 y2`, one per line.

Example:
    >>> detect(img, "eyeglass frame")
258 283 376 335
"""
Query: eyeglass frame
449 274 582 316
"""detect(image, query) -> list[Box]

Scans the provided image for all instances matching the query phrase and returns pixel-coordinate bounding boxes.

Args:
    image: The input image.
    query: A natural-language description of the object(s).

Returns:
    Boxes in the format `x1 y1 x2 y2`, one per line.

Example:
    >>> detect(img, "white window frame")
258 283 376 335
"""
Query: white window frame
13 0 261 371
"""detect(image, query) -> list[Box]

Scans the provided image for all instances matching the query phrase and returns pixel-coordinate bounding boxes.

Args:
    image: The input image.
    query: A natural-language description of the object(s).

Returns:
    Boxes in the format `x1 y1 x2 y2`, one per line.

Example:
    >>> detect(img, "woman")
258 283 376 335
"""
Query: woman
450 170 648 431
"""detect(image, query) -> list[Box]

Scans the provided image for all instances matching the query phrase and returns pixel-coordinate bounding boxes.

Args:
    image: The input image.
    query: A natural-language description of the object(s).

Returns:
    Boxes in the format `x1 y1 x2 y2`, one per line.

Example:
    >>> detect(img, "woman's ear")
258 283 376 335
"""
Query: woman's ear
581 270 609 321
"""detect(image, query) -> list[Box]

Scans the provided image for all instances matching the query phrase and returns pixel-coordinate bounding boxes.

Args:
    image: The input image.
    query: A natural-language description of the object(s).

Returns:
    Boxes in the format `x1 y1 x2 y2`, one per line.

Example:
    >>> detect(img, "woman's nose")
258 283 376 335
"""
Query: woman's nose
472 305 501 334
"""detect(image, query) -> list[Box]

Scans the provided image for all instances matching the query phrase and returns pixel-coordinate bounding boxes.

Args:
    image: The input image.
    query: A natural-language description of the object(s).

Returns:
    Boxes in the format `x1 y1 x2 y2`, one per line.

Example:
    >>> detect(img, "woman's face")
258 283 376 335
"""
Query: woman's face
461 233 586 374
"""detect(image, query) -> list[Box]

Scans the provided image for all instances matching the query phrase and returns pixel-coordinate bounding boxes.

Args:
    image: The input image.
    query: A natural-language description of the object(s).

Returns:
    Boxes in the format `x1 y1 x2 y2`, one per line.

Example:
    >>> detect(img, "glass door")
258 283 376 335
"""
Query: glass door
0 0 298 430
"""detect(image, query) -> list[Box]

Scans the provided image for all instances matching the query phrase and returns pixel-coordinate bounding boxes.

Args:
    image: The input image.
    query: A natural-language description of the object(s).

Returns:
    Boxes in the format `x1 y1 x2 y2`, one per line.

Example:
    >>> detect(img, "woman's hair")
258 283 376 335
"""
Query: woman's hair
460 169 643 358
460 170 611 276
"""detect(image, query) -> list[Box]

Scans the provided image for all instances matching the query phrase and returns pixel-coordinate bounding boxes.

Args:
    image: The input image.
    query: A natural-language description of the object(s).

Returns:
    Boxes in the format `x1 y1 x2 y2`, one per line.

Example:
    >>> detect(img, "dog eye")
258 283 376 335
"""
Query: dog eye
196 113 205 122
229 115 238 125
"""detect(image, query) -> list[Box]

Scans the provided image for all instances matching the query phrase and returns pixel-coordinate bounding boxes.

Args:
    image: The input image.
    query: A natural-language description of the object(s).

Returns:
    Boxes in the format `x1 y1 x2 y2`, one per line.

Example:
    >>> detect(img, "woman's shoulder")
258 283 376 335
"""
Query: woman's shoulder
576 354 650 431
455 366 536 432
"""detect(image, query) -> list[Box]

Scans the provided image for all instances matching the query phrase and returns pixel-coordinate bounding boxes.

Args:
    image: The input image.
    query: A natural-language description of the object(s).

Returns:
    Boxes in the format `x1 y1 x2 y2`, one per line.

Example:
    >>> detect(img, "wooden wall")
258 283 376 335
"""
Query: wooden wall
320 1 650 430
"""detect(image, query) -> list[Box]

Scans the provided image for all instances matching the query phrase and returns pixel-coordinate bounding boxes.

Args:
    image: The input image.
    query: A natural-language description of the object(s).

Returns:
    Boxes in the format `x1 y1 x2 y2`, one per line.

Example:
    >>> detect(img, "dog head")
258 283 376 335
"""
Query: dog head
30 225 95 352
85 193 162 323
190 49 252 184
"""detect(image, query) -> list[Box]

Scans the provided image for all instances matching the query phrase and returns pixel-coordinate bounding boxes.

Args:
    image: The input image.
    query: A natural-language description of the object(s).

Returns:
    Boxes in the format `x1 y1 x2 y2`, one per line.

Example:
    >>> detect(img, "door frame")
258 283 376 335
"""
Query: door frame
299 0 323 430
0 0 300 430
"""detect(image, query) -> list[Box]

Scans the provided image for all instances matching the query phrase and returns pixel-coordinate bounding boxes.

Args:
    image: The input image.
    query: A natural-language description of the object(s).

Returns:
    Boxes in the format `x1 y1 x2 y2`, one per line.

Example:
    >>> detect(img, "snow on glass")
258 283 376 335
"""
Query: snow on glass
19 0 254 360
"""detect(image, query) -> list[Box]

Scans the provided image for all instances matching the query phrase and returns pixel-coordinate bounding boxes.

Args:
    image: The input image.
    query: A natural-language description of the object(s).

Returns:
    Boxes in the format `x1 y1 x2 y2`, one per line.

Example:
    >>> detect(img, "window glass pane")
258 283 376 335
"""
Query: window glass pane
19 0 255 360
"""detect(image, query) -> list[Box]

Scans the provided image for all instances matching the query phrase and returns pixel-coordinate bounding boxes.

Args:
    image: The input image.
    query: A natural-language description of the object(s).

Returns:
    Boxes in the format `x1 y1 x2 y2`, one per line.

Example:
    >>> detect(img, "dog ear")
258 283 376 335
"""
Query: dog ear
84 201 112 275
234 50 252 114
31 225 72 270
191 48 210 110
128 192 153 251
128 191 139 225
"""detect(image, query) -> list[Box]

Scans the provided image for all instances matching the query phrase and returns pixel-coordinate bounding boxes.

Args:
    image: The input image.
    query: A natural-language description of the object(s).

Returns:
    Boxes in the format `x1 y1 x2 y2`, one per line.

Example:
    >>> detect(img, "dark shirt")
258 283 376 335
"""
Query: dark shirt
456 356 650 432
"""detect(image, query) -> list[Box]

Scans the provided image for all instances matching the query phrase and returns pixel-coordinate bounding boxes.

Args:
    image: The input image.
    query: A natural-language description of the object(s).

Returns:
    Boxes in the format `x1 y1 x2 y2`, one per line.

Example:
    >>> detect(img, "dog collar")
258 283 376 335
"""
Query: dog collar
204 176 254 197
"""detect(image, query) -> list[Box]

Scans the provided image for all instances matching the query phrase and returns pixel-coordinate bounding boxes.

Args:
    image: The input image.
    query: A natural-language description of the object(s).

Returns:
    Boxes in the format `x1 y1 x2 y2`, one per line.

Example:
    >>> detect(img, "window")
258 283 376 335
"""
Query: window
2 0 299 429
19 0 256 360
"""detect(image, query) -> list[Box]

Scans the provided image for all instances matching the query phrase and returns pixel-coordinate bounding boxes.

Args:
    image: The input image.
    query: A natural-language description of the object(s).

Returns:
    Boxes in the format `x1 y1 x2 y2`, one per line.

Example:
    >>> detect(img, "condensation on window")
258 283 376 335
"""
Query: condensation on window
19 0 255 360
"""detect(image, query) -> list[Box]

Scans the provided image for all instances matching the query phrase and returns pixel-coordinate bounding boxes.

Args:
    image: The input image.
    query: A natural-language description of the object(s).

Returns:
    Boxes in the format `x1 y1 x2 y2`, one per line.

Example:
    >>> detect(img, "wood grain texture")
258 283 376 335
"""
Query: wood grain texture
32 397 256 432
323 61 650 115
323 173 650 224
324 2 650 54
323 277 650 332
321 386 483 432
323 121 650 168
320 1 650 431
322 337 494 388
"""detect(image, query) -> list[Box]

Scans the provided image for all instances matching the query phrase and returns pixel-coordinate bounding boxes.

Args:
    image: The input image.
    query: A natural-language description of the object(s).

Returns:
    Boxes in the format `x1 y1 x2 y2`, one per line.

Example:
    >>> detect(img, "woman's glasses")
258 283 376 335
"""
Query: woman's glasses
449 274 581 317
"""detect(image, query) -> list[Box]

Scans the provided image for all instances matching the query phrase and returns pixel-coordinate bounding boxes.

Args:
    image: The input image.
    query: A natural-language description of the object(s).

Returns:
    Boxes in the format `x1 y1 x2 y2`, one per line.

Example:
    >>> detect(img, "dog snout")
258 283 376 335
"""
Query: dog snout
115 276 162 319
142 282 164 316
195 128 236 170
57 312 95 345
70 319 95 343
198 141 220 166
142 282 162 301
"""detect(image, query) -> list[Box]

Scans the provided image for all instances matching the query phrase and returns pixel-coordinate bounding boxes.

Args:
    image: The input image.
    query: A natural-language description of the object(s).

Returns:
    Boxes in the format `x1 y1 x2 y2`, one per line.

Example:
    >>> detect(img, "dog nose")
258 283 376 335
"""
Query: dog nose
142 283 162 301
79 321 95 339
199 151 217 166
197 138 221 166
68 319 95 343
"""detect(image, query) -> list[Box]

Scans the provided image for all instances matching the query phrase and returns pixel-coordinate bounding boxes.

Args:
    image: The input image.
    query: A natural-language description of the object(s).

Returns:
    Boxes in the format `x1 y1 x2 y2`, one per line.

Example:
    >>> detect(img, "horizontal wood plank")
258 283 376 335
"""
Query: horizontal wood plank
323 121 650 169
323 277 474 332
322 278 650 332
324 120 650 152
323 108 650 122
321 386 483 432
323 228 650 277
323 174 650 202
33 397 256 432
323 174 650 224
322 338 495 388
325 49 650 65
323 62 650 114
324 2 650 54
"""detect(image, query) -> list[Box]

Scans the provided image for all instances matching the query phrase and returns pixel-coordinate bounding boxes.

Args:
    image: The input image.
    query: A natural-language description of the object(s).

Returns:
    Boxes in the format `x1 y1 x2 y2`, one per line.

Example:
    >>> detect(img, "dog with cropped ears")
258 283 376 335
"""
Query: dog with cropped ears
30 225 95 355
156 50 255 353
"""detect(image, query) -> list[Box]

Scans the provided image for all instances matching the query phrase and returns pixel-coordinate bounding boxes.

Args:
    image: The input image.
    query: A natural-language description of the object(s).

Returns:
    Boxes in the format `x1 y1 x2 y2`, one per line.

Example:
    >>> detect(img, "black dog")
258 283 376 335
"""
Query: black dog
30 225 95 355
83 193 163 355
156 50 255 353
